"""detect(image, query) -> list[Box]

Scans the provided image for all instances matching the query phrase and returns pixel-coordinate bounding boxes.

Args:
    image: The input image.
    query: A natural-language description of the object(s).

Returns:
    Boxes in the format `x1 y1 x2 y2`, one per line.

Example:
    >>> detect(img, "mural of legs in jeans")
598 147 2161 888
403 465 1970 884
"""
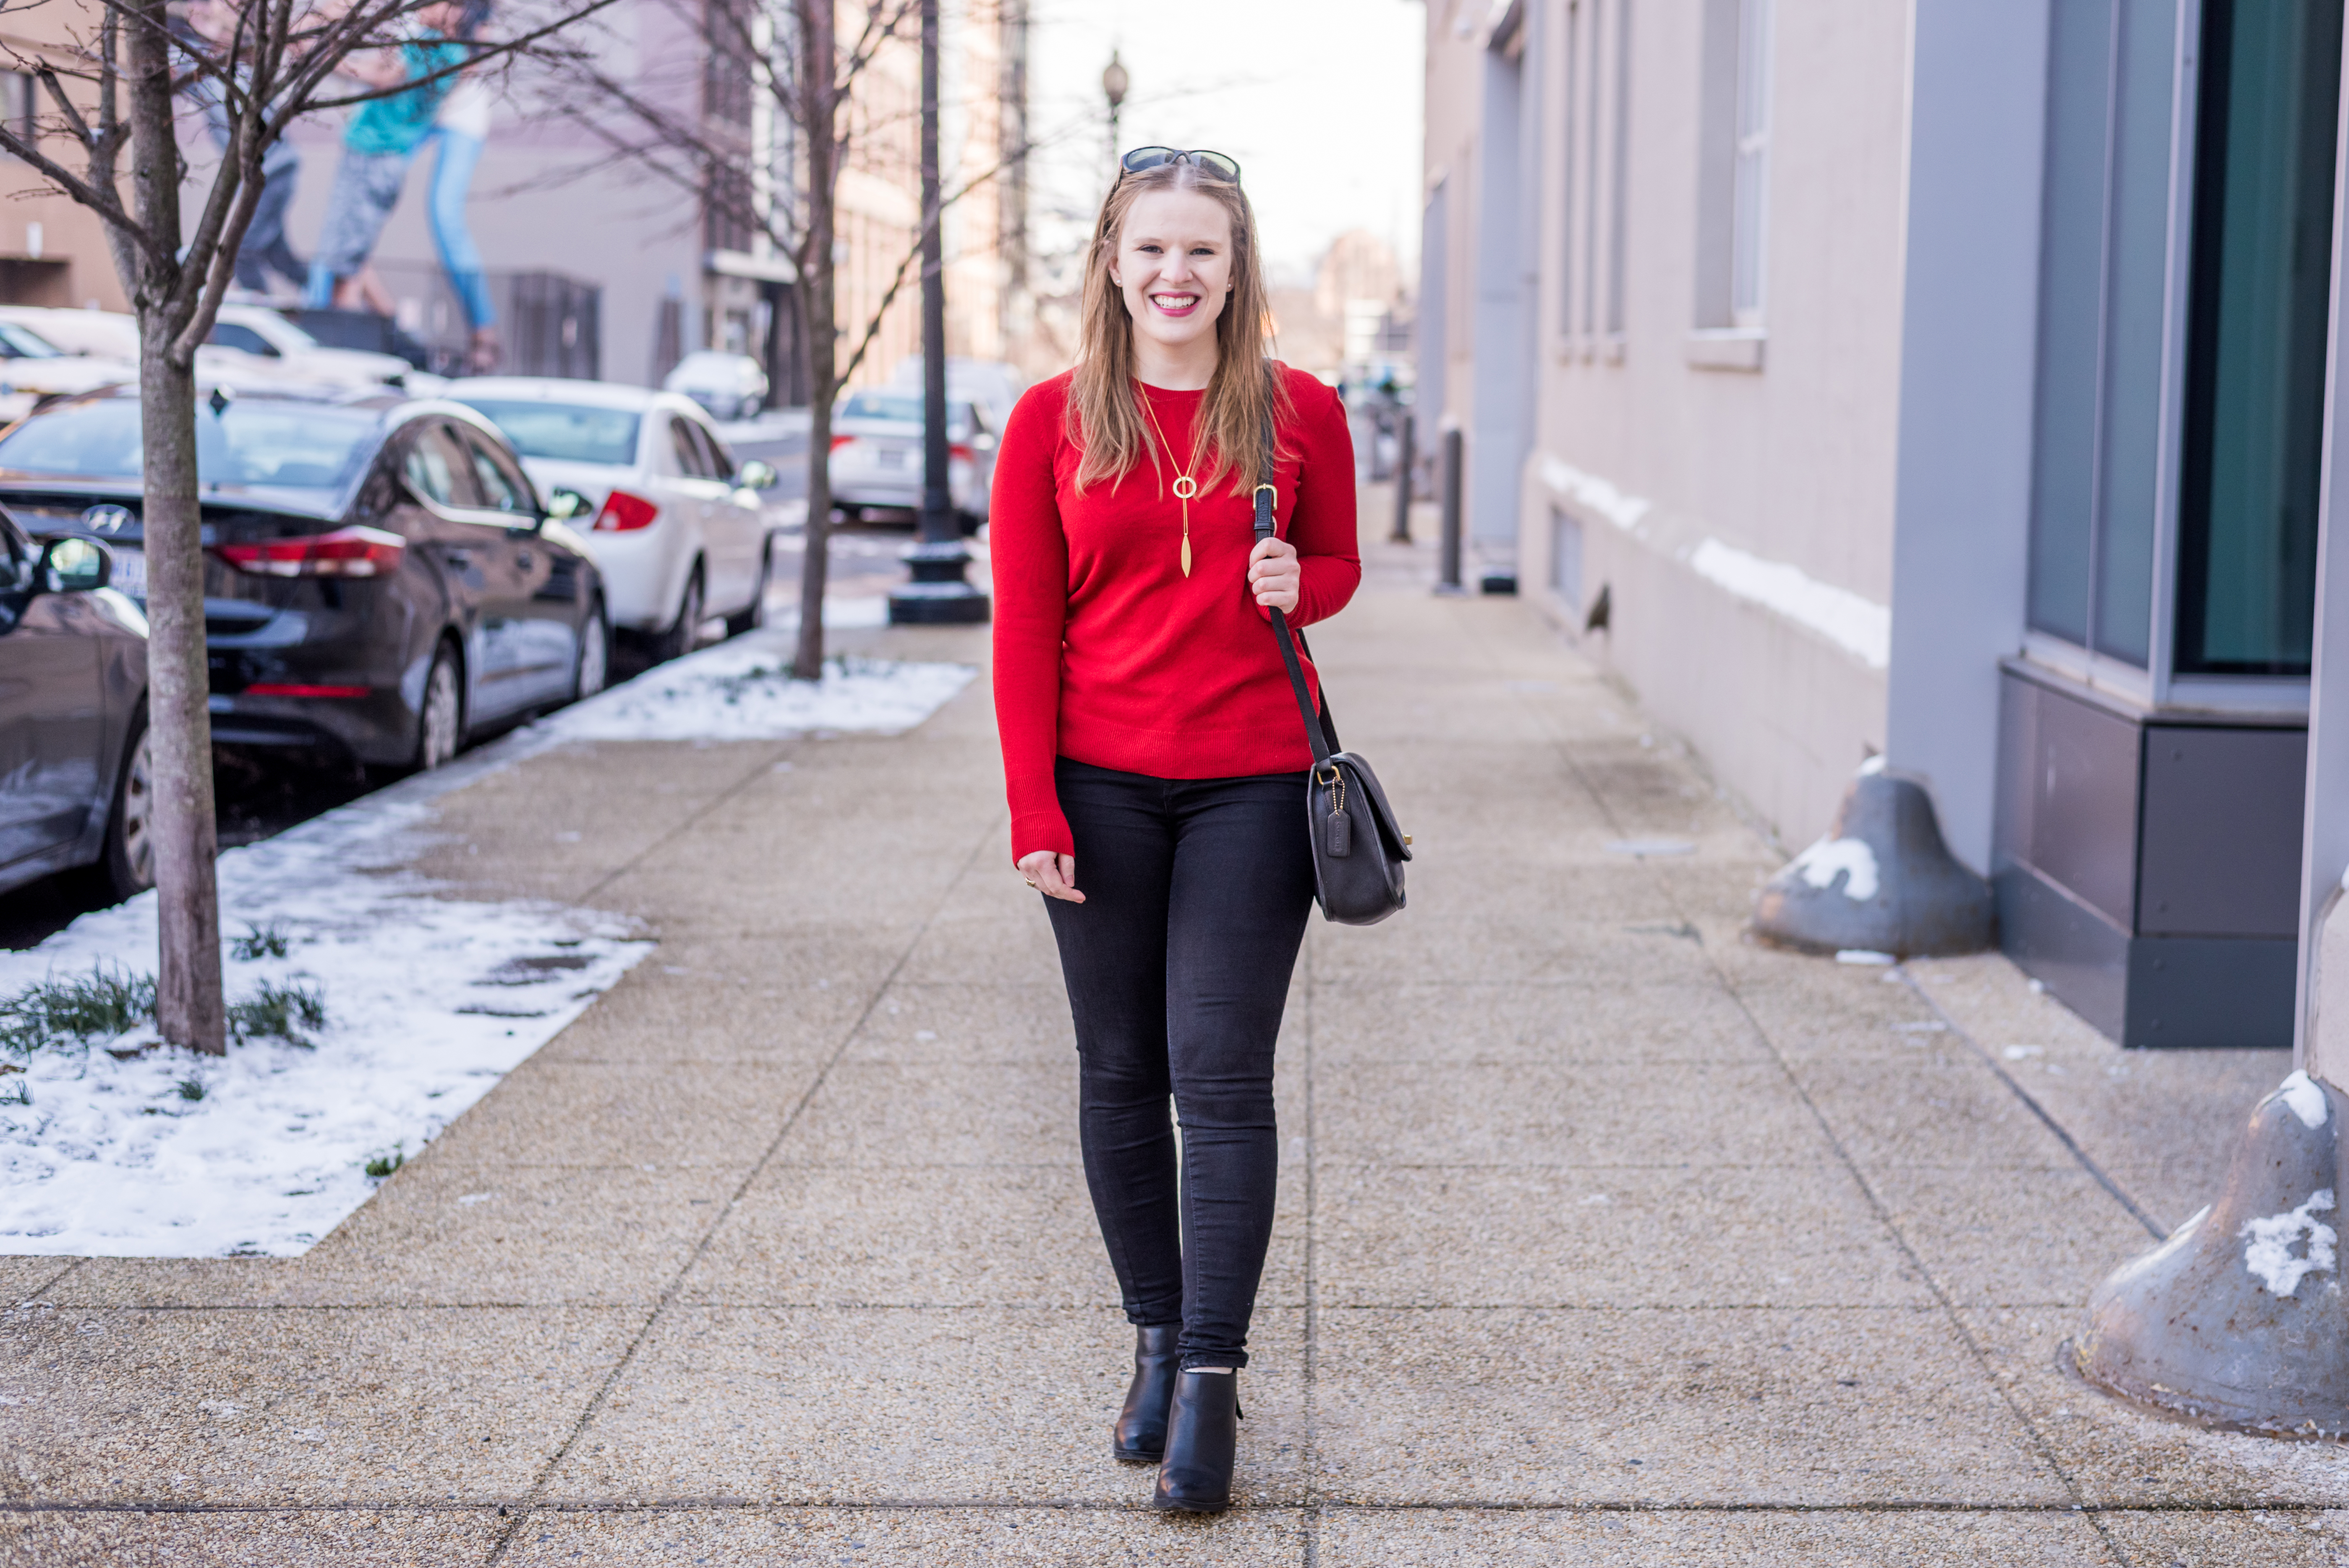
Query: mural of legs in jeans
426 78 498 372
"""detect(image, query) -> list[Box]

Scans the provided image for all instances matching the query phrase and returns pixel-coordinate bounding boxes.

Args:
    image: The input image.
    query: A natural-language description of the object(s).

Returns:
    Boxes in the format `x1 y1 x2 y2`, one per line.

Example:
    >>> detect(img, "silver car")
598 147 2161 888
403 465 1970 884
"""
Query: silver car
828 389 998 532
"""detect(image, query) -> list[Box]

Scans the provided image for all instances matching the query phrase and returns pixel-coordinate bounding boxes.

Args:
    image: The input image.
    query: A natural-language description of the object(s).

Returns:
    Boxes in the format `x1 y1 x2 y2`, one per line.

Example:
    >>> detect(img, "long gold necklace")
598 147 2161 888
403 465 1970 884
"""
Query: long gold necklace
1137 389 1199 577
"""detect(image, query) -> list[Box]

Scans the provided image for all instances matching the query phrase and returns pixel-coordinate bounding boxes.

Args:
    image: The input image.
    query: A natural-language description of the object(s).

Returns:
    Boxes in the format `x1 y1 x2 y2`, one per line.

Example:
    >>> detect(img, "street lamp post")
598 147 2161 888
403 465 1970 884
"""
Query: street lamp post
1103 51 1128 172
888 0 988 627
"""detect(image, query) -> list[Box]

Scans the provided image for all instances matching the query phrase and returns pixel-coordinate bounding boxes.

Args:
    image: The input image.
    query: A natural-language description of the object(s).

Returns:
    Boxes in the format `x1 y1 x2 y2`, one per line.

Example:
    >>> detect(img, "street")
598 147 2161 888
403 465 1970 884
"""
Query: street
1 502 2331 1565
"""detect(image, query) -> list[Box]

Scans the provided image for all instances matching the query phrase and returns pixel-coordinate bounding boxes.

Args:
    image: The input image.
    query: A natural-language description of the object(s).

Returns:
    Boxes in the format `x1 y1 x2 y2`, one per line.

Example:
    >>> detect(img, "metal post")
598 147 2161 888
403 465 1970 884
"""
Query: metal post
1389 412 1415 544
1103 52 1128 177
888 0 988 625
1435 423 1465 594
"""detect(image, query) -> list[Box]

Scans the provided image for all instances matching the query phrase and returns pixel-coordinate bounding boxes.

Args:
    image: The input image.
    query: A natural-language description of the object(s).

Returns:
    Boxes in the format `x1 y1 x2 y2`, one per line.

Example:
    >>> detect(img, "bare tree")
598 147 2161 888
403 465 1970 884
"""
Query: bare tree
544 0 1033 679
0 0 609 1050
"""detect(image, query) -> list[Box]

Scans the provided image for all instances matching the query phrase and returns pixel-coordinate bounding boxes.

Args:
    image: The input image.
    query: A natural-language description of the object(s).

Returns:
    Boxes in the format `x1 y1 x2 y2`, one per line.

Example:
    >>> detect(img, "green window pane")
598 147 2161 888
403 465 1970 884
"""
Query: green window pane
2176 0 2343 675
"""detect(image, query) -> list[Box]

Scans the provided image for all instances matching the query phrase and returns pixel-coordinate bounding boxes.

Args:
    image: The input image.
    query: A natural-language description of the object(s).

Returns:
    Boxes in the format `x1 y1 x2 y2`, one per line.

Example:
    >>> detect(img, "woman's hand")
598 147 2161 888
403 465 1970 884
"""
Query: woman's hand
1019 849 1084 903
1249 536 1301 614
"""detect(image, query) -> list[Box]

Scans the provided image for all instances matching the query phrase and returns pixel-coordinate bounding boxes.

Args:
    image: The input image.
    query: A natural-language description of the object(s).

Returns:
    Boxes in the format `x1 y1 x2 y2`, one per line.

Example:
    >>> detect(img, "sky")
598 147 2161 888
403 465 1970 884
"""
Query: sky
1015 0 1426 291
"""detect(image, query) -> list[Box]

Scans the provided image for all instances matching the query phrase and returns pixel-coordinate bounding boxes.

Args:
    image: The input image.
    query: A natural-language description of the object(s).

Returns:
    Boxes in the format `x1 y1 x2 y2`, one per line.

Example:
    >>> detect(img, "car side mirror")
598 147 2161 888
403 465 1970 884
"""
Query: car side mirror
546 487 592 522
38 534 109 594
737 460 779 491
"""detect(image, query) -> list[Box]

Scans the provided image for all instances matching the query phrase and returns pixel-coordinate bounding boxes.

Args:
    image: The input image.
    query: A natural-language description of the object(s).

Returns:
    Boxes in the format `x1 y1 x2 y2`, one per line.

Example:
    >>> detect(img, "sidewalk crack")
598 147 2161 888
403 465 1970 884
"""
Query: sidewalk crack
1472 635 2137 1568
480 813 1003 1565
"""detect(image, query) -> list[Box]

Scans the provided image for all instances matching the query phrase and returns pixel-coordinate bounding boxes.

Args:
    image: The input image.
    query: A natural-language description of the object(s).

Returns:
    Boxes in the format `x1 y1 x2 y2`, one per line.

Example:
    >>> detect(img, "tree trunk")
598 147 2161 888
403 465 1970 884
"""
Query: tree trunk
792 0 837 682
137 340 224 1052
128 0 225 1052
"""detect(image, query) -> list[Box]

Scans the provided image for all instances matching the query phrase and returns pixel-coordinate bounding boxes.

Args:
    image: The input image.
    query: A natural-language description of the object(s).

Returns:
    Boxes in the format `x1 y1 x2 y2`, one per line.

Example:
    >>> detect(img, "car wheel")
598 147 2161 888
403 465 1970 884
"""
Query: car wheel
415 641 464 771
724 544 770 638
573 599 610 701
654 566 705 663
101 716 154 901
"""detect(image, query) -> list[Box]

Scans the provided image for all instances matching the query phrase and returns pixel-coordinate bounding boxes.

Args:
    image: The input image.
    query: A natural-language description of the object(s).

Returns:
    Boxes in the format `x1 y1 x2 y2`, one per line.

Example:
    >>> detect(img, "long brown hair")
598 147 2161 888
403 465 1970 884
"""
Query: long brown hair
1067 161 1291 495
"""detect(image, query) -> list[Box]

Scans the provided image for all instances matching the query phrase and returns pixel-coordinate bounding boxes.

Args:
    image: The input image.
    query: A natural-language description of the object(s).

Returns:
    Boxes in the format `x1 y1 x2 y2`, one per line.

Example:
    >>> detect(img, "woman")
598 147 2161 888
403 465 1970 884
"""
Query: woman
420 0 501 372
990 148 1361 1514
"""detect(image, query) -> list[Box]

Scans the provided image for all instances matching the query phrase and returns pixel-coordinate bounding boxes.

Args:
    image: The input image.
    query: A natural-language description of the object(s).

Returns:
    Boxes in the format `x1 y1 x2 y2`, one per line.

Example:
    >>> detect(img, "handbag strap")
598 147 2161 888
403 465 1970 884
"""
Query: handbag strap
1253 395 1337 766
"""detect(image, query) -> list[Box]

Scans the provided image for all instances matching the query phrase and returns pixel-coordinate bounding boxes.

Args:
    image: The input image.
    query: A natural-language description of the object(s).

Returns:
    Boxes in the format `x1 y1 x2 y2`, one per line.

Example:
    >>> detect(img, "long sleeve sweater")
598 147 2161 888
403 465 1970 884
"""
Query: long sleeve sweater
990 364 1362 862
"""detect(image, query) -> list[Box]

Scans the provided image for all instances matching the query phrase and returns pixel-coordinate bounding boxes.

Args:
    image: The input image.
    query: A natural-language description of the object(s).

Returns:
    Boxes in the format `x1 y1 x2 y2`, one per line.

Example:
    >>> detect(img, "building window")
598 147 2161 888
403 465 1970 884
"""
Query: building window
703 0 753 130
1729 0 1769 325
0 73 35 153
1551 506 1584 611
2025 0 2182 667
2174 0 2344 676
1580 0 1604 337
1694 0 1769 329
1560 0 1580 337
1605 0 1632 338
705 161 753 255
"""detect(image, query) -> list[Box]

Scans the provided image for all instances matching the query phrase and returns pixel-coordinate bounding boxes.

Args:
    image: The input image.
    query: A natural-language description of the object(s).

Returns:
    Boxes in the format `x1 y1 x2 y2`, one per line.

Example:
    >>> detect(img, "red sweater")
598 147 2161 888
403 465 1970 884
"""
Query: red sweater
990 365 1361 862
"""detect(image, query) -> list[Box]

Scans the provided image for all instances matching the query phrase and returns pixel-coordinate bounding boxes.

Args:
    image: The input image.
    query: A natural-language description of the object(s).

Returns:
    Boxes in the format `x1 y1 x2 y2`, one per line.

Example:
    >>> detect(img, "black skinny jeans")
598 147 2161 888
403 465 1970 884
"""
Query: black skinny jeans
1044 758 1317 1369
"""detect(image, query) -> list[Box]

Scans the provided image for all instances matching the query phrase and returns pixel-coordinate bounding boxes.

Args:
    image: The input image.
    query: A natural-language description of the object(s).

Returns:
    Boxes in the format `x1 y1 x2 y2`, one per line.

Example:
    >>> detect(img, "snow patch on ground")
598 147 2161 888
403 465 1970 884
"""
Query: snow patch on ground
0 793 651 1259
2241 1188 2337 1298
1790 836 1881 902
538 635 973 743
2277 1069 2331 1129
1688 538 1892 670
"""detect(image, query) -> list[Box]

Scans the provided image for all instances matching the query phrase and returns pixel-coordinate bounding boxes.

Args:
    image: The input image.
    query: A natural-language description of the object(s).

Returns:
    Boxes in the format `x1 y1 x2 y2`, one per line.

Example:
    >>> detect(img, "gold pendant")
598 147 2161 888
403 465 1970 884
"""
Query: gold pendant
1172 475 1197 578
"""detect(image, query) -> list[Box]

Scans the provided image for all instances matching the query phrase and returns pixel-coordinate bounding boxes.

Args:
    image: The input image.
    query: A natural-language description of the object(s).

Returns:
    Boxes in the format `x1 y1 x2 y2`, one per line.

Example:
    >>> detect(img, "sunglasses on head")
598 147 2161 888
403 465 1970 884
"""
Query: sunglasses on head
1118 146 1243 185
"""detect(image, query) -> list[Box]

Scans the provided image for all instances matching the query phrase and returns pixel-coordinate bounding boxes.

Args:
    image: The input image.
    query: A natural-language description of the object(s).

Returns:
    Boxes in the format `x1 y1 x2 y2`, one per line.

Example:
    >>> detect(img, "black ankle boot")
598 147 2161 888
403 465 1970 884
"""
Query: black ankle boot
1113 1324 1181 1462
1151 1369 1241 1512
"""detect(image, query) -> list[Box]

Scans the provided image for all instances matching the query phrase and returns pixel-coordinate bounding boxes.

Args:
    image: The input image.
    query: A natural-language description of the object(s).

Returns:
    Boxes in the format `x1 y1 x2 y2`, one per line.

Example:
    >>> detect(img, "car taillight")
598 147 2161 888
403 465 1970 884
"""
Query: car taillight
244 683 370 698
949 443 973 463
217 525 405 578
593 490 660 531
830 434 856 453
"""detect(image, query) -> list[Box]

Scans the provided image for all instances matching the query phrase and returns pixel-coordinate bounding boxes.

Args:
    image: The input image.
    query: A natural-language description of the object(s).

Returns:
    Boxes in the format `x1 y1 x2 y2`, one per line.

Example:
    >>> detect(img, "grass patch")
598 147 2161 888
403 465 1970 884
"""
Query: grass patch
364 1147 404 1179
0 965 157 1056
175 1077 205 1102
230 923 291 961
0 967 328 1054
228 980 327 1048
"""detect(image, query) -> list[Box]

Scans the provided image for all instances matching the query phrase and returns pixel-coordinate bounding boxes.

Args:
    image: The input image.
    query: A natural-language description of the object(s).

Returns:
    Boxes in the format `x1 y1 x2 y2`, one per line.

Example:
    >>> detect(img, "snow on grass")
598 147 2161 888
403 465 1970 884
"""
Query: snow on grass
0 610 976 1259
537 629 975 744
0 791 651 1259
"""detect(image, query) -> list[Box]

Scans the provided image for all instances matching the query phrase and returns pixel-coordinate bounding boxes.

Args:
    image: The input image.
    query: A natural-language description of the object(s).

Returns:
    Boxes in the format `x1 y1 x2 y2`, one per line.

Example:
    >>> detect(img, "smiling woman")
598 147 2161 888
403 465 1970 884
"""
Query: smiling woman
988 151 1361 1515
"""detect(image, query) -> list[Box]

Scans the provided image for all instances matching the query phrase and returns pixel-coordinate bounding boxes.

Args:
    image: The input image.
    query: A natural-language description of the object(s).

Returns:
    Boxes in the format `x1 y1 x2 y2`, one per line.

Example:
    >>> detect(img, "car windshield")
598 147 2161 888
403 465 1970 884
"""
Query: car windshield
458 400 642 466
840 392 925 424
0 398 376 489
0 324 59 360
263 318 319 350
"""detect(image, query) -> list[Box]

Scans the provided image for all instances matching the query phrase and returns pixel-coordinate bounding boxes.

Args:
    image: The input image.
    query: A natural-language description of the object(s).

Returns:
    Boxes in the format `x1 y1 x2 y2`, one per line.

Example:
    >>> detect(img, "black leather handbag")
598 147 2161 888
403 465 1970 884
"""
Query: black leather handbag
1252 475 1410 925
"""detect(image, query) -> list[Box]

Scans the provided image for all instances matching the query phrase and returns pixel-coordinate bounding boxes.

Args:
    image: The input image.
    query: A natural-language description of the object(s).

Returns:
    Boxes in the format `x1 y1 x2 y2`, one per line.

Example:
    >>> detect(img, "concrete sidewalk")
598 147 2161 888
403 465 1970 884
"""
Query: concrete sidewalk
4 516 2344 1565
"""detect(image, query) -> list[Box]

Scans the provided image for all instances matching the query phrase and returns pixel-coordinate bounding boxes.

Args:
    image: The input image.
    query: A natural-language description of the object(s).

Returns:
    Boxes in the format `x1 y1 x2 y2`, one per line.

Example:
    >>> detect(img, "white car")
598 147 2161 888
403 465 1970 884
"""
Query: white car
888 355 1027 434
0 319 134 421
454 378 779 659
664 350 769 422
0 306 287 392
828 387 998 530
205 304 421 391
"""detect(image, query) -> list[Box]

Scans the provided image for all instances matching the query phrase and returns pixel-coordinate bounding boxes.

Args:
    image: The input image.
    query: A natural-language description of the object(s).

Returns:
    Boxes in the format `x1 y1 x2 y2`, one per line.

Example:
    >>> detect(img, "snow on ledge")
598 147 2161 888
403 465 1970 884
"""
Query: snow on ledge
0 797 652 1258
1539 456 1652 534
1687 538 1891 671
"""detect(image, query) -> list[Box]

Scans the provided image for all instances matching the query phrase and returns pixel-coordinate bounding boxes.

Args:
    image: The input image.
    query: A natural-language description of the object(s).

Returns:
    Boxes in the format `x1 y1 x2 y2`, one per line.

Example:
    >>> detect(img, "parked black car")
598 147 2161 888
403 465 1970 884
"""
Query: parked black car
0 515 151 898
0 387 609 772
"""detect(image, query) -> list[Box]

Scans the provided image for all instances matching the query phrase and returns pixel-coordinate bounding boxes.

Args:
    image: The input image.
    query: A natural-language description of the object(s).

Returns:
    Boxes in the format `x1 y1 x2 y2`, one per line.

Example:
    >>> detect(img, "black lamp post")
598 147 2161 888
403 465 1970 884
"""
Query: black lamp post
1103 51 1128 173
888 0 988 626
